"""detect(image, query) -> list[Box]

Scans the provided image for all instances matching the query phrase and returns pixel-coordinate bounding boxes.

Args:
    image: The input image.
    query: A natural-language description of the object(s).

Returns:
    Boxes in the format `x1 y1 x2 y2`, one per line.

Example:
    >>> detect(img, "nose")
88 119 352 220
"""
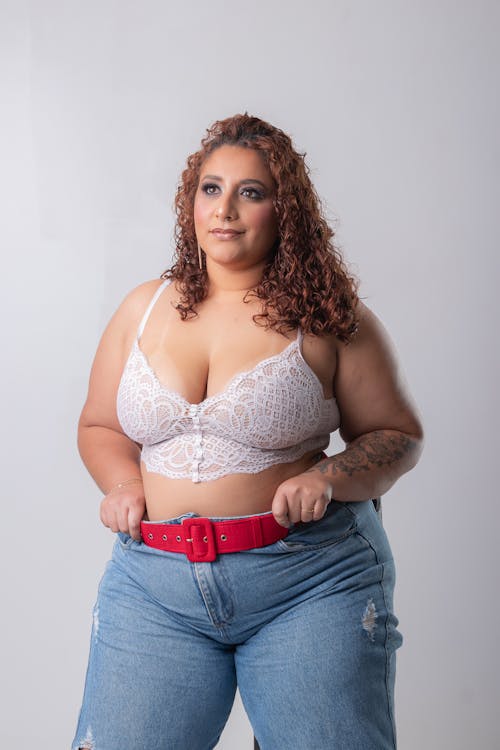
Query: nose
214 193 238 221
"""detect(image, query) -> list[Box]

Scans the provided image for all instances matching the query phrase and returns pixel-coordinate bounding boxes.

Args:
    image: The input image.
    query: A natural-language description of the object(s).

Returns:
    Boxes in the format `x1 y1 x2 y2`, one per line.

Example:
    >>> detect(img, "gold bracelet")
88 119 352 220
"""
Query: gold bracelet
106 477 143 494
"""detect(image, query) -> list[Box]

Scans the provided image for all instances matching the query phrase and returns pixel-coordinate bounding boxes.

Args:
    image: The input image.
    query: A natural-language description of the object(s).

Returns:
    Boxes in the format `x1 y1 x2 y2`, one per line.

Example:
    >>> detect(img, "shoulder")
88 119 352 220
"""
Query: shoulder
120 277 169 318
93 278 169 352
111 278 169 332
336 299 395 357
304 300 388 367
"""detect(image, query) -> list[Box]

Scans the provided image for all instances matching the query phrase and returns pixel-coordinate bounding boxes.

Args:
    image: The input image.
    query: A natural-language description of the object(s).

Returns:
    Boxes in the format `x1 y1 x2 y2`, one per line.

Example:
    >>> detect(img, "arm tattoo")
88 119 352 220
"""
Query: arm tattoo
307 430 419 478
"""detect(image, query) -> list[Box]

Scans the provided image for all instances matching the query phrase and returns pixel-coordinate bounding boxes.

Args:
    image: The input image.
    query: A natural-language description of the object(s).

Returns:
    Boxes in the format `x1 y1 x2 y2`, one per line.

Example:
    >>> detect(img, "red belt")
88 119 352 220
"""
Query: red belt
140 512 290 563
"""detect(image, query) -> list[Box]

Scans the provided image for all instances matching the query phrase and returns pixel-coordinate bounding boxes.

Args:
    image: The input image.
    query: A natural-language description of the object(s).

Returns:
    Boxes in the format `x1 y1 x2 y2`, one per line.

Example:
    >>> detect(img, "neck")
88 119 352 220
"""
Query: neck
204 261 266 300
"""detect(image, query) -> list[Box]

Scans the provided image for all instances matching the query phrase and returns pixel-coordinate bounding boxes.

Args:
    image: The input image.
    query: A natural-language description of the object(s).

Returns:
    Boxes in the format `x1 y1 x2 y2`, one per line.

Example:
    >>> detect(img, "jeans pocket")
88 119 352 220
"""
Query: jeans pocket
116 531 137 549
275 501 357 552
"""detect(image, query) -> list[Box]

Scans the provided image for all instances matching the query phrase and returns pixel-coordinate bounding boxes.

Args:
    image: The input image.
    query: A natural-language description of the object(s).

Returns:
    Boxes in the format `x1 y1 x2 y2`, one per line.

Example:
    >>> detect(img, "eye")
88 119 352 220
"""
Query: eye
240 187 264 200
201 182 220 195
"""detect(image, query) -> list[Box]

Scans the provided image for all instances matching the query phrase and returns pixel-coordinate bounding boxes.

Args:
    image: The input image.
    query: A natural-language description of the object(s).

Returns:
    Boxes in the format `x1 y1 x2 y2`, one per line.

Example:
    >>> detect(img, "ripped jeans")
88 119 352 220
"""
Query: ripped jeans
72 499 403 750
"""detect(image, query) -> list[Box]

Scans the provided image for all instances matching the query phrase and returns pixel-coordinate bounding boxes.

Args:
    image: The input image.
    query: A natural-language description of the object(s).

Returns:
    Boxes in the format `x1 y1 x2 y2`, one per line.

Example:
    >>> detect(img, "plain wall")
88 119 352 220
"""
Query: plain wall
1 1 498 747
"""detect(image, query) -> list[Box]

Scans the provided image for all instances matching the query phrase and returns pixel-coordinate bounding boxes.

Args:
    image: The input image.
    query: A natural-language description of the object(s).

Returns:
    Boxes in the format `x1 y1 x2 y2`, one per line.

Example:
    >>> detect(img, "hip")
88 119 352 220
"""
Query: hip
113 497 397 643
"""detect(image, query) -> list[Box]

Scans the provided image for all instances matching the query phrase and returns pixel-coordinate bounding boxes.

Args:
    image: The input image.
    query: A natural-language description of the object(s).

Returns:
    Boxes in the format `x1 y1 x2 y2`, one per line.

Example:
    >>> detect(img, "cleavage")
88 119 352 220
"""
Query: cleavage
139 333 298 406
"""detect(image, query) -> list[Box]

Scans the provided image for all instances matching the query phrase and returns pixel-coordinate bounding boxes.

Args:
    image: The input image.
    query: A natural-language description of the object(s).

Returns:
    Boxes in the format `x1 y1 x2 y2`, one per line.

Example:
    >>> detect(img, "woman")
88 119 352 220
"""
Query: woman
72 114 423 750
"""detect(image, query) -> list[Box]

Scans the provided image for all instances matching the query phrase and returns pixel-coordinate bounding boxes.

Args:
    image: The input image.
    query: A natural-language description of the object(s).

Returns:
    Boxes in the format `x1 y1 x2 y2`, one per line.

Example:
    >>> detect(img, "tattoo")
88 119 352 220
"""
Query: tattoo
306 430 418 478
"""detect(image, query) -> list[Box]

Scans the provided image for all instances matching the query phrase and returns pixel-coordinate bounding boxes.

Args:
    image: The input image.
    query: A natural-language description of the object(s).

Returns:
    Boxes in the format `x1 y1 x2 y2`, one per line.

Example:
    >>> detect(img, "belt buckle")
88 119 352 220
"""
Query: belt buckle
182 517 217 563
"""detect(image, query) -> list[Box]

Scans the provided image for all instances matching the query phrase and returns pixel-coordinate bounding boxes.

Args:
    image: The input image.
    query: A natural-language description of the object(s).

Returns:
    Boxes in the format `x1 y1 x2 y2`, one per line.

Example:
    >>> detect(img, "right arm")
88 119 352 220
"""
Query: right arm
77 279 164 539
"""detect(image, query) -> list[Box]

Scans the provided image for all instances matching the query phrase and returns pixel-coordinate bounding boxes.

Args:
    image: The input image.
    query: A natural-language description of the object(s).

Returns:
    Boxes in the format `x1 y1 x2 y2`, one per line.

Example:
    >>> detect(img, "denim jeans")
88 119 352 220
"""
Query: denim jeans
72 499 402 750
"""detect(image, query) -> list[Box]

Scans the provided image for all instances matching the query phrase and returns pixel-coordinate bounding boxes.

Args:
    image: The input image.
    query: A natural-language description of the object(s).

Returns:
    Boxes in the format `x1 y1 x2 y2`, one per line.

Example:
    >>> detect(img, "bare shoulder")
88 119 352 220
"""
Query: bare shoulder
78 278 168 431
335 299 397 361
113 278 167 331
93 278 168 365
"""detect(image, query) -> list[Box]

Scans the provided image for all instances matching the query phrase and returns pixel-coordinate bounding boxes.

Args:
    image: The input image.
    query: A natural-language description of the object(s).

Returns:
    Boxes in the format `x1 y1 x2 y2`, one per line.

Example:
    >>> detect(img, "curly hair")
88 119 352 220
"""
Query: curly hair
161 113 360 344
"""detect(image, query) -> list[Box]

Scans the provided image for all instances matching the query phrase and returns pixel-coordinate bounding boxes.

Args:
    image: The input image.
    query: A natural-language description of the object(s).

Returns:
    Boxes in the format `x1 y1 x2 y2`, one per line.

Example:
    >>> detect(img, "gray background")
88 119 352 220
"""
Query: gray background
1 1 498 747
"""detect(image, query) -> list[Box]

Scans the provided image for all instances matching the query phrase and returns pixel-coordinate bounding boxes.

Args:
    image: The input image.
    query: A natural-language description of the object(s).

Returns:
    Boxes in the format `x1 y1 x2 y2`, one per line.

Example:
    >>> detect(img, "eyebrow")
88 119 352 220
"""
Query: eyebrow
201 174 269 189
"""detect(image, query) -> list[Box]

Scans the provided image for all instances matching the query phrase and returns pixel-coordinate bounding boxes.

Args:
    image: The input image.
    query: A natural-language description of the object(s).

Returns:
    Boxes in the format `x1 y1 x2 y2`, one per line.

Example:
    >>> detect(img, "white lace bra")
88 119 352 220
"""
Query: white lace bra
116 279 340 482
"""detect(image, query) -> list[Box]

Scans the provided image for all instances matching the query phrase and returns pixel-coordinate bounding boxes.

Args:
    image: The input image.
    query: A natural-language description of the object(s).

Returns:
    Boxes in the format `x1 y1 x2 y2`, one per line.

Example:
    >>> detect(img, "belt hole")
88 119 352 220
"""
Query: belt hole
203 535 208 543
176 535 181 542
220 534 227 541
148 533 154 540
162 534 168 541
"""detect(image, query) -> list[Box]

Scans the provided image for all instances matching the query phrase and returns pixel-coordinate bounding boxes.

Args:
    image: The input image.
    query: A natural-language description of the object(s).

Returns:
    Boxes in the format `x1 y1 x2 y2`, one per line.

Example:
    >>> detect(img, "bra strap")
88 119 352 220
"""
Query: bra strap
137 278 171 340
296 326 304 353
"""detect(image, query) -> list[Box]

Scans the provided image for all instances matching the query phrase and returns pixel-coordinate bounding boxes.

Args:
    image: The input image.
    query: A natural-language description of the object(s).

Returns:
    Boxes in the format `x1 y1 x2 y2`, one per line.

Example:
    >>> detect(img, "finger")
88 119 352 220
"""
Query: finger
271 492 291 528
99 500 108 527
288 502 304 524
100 498 118 532
316 499 330 519
105 511 120 533
128 507 143 541
117 503 131 534
300 504 317 523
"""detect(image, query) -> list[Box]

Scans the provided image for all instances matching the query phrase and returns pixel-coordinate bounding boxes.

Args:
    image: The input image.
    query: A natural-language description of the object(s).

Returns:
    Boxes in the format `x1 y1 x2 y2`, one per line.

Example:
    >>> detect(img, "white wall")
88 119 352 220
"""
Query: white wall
1 1 498 747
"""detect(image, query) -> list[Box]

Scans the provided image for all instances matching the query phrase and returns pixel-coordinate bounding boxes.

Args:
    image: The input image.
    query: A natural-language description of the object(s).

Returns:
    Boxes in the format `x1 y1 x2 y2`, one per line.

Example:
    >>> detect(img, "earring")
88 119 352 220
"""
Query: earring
198 244 203 269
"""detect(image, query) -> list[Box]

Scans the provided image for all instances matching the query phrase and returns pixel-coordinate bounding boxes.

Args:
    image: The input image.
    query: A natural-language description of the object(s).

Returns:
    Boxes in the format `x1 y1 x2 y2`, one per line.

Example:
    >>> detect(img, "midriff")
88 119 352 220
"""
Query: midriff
142 448 324 520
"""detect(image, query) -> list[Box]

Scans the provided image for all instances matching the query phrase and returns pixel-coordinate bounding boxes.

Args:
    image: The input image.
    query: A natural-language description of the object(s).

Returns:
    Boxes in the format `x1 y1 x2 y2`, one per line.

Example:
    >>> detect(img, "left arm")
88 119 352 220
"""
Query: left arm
271 302 424 526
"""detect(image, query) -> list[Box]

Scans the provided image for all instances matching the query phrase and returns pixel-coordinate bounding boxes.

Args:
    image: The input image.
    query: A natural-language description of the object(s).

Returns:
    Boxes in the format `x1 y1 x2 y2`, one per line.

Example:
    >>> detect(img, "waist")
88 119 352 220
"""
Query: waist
140 510 290 561
140 434 329 484
142 449 326 521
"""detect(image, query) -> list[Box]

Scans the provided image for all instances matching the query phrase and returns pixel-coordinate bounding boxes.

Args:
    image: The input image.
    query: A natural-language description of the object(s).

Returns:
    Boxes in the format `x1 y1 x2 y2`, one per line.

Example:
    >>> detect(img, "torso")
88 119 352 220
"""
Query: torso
121 279 339 521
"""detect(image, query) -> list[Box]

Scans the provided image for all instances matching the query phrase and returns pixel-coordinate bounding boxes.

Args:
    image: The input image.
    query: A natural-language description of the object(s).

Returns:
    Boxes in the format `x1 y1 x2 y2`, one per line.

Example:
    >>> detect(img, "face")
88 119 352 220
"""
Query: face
194 145 279 271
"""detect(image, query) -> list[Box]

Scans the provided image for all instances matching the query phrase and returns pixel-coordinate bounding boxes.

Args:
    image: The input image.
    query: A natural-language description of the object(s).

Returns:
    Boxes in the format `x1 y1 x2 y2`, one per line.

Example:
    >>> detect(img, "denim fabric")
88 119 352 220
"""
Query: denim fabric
72 499 402 750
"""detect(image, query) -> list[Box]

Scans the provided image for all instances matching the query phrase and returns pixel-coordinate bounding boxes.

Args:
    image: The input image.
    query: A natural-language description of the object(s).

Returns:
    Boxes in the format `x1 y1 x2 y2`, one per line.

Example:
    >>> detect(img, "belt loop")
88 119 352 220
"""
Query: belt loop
250 516 263 548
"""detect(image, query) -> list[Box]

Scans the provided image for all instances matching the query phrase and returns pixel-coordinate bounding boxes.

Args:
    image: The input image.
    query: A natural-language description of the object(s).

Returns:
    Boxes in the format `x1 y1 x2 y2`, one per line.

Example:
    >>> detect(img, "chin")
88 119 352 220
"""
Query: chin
207 248 245 265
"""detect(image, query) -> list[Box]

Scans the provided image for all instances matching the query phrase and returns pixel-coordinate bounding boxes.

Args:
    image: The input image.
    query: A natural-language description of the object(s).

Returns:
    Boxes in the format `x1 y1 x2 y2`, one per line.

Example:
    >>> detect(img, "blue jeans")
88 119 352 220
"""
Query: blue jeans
72 499 402 750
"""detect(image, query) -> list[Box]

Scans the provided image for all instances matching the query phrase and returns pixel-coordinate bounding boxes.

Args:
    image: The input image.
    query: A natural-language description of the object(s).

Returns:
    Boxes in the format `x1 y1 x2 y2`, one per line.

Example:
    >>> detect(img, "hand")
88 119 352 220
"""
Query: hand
271 469 334 528
100 485 146 541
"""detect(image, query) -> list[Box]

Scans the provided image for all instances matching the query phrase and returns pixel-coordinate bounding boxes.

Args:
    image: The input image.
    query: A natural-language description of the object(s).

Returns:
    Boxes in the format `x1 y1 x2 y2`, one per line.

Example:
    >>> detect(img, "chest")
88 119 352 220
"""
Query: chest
132 284 335 403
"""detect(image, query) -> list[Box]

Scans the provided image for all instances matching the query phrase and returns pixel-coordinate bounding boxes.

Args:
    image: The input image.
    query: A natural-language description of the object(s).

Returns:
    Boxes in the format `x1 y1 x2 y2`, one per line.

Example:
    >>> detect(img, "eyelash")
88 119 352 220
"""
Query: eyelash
200 183 264 200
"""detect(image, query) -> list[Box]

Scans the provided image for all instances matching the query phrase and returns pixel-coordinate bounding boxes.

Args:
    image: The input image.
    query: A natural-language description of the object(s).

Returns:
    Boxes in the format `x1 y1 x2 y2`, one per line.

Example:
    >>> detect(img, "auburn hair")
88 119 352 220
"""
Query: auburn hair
161 113 360 344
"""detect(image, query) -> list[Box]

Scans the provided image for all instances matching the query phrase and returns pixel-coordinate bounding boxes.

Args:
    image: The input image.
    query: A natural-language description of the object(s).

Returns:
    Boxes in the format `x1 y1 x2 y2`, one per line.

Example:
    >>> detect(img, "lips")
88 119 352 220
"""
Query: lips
210 229 244 238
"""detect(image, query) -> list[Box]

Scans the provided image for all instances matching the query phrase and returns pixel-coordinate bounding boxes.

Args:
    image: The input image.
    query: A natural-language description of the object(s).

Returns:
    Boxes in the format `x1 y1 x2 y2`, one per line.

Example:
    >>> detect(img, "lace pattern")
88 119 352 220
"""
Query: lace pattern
116 280 340 482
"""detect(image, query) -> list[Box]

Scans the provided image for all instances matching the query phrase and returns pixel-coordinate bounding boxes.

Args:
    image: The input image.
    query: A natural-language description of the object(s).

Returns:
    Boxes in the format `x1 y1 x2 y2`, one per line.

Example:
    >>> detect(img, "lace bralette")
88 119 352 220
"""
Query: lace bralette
117 280 340 482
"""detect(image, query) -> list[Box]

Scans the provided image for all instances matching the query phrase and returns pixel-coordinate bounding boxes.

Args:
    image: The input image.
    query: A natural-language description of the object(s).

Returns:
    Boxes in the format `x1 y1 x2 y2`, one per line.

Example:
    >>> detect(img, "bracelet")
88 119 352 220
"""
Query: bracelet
106 477 143 494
